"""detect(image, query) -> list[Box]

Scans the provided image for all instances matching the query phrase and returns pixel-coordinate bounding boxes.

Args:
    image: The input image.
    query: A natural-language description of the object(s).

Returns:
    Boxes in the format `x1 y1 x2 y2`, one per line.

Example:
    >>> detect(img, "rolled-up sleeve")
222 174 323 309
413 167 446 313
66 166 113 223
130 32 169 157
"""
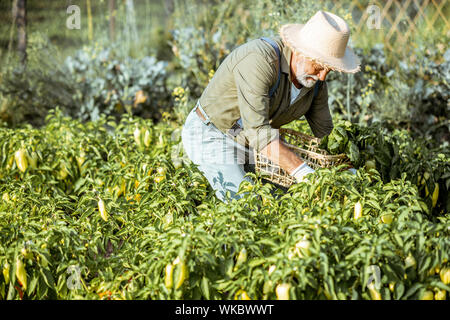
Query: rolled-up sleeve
305 81 334 138
233 53 280 152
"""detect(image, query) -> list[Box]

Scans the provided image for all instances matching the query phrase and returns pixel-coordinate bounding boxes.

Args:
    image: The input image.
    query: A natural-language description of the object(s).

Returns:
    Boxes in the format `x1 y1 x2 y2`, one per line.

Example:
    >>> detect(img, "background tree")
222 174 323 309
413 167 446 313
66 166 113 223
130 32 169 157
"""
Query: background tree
13 0 27 64
86 0 93 42
109 0 116 41
164 0 174 16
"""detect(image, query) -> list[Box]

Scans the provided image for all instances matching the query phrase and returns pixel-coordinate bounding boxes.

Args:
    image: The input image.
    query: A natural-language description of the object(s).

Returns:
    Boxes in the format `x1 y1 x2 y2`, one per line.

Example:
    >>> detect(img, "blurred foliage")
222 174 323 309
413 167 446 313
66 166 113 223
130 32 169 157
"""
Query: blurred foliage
326 43 449 148
0 33 80 127
64 42 170 122
0 0 172 61
0 33 171 126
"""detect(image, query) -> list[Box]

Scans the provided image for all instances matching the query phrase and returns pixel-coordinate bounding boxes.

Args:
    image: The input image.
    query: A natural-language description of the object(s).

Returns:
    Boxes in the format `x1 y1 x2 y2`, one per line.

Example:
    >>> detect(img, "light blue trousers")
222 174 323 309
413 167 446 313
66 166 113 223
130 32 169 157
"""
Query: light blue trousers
181 102 255 202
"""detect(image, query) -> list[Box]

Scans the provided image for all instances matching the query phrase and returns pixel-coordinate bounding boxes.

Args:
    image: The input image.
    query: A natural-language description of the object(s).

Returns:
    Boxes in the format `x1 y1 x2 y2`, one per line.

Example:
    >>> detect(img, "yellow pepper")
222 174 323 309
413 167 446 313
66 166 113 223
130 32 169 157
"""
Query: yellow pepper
174 260 188 290
381 213 393 224
404 254 416 269
3 261 10 283
233 248 247 271
21 248 33 260
295 239 311 258
16 257 27 290
434 289 446 300
354 201 362 220
440 267 450 285
2 193 10 203
98 198 108 222
134 126 142 147
367 282 382 300
15 149 28 173
234 289 251 300
420 290 434 300
275 283 290 300
389 282 395 293
170 257 188 290
164 263 174 289
76 150 86 170
143 129 151 147
431 183 439 208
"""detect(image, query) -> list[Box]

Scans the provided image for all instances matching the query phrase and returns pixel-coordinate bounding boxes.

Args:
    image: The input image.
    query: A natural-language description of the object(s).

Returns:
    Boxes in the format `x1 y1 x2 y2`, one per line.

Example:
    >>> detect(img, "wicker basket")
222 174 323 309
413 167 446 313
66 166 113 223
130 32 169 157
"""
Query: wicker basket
254 128 352 188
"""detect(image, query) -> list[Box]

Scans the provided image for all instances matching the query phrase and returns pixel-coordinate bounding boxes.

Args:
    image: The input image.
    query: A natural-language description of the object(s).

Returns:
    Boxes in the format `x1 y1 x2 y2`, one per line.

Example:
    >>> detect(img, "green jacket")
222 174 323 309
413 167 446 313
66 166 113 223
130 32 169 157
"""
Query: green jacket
198 36 333 152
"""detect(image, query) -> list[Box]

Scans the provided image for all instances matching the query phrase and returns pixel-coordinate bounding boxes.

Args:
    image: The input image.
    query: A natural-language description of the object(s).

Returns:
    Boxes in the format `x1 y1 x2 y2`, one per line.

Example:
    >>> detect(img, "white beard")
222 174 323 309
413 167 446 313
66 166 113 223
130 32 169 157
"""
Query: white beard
295 58 319 88
296 73 319 88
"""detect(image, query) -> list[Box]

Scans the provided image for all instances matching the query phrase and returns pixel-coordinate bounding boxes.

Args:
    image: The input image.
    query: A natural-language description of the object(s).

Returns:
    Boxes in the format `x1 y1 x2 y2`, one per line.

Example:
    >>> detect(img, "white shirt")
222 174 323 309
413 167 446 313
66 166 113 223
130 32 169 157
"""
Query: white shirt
290 82 303 105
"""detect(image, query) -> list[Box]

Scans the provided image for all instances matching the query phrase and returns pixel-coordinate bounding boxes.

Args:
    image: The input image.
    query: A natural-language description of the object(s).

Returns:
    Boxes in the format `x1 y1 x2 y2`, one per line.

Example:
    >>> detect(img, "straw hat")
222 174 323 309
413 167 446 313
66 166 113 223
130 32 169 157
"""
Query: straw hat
280 11 361 73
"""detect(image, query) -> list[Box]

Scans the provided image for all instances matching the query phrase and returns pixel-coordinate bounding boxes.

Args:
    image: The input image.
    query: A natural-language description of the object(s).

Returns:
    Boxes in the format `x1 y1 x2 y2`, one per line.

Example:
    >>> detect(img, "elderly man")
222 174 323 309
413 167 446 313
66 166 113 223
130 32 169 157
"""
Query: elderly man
182 11 361 202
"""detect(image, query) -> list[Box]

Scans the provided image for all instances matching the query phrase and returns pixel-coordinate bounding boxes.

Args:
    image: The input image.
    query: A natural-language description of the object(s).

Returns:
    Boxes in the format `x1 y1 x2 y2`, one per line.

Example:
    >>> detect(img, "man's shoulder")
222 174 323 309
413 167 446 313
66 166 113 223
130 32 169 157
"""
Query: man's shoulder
233 36 282 63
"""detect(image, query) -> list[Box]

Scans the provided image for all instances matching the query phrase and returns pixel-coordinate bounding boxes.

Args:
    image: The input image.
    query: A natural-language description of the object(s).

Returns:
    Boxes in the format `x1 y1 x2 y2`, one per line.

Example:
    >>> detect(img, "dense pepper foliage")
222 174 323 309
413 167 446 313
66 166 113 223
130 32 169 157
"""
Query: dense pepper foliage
0 109 449 300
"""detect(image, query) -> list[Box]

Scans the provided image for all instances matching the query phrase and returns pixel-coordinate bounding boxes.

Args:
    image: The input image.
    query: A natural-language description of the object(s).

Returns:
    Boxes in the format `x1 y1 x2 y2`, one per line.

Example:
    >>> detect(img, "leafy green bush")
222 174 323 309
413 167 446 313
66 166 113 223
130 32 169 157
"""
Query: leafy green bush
65 44 170 122
318 119 450 215
326 43 449 147
0 33 81 127
0 33 171 127
399 46 449 142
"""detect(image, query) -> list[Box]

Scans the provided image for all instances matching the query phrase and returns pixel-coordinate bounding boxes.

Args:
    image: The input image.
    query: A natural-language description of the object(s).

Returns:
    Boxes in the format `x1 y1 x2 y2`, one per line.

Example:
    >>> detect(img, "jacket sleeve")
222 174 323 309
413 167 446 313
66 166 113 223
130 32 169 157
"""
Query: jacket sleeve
304 81 334 138
232 53 280 152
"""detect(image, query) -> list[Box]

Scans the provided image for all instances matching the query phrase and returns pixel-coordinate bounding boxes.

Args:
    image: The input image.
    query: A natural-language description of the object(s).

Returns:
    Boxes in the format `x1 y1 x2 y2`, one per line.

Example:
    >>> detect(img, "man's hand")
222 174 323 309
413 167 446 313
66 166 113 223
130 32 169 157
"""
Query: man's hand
291 162 315 182
260 138 314 182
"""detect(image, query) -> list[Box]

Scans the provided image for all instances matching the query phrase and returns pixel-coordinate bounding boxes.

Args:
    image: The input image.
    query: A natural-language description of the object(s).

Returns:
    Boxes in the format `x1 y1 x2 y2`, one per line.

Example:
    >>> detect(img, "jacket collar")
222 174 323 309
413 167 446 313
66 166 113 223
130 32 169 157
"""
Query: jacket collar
273 36 292 77
281 40 292 77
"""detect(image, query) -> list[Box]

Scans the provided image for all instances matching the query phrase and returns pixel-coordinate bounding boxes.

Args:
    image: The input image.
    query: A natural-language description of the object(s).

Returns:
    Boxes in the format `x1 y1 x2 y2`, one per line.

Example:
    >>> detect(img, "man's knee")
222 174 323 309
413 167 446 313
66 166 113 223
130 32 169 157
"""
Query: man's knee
198 165 249 202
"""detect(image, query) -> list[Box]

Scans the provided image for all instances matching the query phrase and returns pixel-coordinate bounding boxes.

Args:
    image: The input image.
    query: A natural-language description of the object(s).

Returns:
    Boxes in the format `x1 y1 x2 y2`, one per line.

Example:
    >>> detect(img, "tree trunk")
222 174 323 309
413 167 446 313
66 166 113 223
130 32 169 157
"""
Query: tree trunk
109 0 116 41
86 0 93 42
7 0 17 57
15 0 27 64
164 0 174 16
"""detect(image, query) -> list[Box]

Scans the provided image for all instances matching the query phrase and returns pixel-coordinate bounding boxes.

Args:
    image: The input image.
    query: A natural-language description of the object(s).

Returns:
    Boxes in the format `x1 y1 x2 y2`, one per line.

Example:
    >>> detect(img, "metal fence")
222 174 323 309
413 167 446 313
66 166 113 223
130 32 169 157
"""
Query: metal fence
321 0 449 53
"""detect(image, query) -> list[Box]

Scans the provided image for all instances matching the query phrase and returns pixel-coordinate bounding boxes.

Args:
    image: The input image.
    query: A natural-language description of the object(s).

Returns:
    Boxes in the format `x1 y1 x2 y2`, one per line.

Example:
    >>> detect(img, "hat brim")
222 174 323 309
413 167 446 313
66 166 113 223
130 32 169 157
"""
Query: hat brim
280 24 361 73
